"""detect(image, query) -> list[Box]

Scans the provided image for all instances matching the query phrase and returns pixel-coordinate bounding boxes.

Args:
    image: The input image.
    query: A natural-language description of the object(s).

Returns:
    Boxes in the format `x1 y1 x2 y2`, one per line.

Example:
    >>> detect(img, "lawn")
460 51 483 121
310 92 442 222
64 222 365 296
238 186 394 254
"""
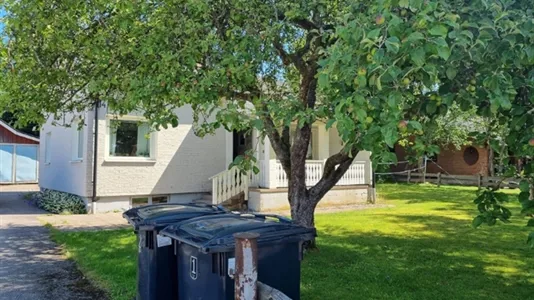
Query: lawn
50 184 534 300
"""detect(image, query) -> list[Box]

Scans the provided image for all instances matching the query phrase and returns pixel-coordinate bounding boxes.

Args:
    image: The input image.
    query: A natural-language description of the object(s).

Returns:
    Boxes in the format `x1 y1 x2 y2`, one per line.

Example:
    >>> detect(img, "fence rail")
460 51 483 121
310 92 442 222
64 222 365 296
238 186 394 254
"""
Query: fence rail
392 171 520 188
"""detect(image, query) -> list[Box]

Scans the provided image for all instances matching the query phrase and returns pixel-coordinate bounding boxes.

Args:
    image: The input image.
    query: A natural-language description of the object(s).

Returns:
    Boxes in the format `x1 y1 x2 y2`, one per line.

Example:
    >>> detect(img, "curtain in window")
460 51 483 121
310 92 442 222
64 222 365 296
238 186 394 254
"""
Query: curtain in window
109 128 117 156
136 123 150 156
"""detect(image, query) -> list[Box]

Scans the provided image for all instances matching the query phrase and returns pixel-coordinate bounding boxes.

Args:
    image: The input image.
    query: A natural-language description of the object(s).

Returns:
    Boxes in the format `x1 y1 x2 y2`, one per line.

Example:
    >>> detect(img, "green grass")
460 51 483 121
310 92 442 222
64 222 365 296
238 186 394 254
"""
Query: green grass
50 184 534 300
50 229 137 300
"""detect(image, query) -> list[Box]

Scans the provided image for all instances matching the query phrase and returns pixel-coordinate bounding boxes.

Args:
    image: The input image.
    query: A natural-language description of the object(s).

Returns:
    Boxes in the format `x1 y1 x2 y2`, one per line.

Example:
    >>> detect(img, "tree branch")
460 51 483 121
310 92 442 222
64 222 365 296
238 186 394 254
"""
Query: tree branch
309 148 359 202
260 105 291 173
276 12 319 31
272 37 307 74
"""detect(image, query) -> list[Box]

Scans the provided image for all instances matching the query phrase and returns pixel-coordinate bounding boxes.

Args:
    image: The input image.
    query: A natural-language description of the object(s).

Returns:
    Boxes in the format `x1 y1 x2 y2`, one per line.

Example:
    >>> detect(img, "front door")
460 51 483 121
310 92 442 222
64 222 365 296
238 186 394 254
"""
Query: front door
232 131 252 159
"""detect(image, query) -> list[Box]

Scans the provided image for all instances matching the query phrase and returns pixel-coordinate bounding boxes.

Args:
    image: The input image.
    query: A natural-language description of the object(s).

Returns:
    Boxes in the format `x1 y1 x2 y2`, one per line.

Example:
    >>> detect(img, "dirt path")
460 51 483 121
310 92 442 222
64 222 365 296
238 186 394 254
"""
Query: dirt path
0 190 107 300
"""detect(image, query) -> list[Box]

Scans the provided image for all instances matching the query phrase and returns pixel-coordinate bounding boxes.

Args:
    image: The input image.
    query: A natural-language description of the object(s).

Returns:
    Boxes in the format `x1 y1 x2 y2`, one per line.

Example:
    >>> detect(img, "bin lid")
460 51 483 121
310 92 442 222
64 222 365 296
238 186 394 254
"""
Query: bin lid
160 214 316 253
122 203 225 231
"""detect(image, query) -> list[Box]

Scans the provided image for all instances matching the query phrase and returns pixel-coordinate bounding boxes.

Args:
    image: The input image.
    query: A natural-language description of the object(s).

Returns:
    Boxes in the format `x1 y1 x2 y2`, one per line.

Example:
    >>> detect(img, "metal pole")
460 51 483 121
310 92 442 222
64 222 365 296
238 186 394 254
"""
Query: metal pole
234 232 259 300
91 100 100 214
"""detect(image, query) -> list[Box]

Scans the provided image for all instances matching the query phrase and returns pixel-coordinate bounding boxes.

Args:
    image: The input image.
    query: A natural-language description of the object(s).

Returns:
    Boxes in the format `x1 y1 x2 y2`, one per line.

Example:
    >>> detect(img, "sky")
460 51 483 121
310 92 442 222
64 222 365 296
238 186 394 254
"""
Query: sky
0 8 5 34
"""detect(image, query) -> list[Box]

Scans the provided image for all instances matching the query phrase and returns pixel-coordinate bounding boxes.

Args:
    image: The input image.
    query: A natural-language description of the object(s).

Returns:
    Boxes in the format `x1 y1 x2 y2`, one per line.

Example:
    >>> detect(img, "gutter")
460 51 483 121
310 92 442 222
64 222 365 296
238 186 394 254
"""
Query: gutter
91 100 100 213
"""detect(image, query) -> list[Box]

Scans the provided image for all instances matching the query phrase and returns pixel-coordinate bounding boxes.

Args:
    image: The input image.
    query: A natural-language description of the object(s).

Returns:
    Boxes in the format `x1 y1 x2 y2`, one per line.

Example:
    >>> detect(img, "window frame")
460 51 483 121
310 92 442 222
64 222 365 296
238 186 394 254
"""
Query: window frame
44 132 52 164
105 115 157 162
130 195 169 208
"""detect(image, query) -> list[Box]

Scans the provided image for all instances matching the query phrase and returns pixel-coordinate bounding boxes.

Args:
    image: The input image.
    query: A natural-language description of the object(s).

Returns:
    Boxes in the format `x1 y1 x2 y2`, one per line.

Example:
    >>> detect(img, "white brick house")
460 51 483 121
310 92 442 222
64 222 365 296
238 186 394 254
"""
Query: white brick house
40 105 372 213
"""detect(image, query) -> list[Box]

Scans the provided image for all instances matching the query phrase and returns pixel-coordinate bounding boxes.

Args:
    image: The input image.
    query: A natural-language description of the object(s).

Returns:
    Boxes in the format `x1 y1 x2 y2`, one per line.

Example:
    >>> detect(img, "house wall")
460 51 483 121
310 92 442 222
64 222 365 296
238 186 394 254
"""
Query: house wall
392 144 489 176
91 192 207 213
95 105 227 198
427 145 489 176
39 113 91 197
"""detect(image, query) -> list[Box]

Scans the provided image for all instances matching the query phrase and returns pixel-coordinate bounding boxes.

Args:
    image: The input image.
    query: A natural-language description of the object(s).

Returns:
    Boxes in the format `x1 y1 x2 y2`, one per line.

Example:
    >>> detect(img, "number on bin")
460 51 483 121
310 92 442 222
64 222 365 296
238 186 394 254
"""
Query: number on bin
190 256 198 280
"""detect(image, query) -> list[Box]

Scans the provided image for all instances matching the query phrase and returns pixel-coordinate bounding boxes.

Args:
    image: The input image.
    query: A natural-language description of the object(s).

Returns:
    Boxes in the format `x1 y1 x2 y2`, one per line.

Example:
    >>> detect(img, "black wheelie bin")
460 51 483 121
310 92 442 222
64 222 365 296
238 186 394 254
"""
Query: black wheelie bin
123 203 226 300
160 213 316 300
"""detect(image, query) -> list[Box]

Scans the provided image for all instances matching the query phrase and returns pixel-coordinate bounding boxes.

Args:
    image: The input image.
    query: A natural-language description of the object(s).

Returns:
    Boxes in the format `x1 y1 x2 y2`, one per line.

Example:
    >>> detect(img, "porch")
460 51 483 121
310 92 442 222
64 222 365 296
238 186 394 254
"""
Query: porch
210 123 373 208
210 159 372 210
252 159 370 189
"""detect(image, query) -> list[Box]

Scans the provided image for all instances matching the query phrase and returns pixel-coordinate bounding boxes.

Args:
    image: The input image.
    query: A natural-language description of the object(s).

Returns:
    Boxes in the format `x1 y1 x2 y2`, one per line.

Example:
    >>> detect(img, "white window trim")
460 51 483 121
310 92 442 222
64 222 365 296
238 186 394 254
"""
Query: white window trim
44 132 52 165
71 120 85 162
130 195 169 208
104 115 157 163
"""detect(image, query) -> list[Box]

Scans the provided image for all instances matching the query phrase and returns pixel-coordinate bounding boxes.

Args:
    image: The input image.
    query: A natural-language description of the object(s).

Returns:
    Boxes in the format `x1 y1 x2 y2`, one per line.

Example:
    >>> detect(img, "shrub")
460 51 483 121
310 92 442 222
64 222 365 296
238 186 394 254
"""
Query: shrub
36 189 87 214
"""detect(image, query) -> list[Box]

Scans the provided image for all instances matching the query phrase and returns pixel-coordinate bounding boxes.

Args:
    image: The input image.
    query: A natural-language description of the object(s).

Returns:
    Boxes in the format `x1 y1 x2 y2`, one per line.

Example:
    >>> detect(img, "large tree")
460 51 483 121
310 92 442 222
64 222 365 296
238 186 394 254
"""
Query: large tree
1 0 533 236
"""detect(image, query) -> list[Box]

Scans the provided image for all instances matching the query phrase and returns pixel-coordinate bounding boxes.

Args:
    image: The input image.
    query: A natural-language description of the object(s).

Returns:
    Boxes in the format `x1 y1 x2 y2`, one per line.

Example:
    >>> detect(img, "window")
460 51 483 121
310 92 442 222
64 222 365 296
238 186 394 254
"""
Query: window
463 146 479 166
152 196 168 204
131 197 149 208
131 196 168 208
73 123 84 161
45 132 52 164
109 120 151 158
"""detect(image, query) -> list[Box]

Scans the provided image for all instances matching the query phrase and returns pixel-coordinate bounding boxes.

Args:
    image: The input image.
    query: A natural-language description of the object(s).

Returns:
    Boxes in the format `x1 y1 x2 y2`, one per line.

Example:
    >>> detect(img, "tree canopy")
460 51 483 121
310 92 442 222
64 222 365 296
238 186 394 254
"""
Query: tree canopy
1 0 533 239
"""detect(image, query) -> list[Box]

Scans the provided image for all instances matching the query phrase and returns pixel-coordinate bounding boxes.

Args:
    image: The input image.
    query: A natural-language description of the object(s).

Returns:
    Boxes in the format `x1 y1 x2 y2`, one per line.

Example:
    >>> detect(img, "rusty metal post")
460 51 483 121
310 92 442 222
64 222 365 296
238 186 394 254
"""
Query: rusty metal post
234 232 259 300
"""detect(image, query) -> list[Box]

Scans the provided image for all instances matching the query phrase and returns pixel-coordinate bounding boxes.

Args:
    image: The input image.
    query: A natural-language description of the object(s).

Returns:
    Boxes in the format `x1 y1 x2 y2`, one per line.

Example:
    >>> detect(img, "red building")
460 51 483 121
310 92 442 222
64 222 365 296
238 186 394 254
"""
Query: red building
0 120 40 184
391 143 489 176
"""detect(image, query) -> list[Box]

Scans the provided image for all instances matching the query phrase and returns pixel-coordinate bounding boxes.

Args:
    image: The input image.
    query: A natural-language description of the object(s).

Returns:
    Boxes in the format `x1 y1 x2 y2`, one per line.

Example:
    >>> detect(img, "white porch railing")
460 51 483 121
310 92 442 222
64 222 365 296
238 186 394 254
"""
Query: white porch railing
209 167 249 205
211 160 369 204
337 162 366 185
251 160 368 189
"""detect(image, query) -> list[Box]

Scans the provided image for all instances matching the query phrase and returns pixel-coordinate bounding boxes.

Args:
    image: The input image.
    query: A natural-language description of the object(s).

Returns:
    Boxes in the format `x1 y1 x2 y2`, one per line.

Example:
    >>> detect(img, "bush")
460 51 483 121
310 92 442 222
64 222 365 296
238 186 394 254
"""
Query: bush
36 189 87 214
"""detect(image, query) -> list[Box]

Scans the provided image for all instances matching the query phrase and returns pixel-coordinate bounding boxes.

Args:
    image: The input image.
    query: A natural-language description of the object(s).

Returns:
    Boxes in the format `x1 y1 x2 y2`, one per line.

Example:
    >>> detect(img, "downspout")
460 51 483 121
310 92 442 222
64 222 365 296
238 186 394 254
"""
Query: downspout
91 100 100 214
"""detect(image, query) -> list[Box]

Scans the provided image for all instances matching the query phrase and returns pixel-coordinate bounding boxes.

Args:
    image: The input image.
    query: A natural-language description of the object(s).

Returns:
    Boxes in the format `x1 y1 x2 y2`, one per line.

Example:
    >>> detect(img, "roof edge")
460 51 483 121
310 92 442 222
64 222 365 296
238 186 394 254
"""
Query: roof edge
0 120 40 142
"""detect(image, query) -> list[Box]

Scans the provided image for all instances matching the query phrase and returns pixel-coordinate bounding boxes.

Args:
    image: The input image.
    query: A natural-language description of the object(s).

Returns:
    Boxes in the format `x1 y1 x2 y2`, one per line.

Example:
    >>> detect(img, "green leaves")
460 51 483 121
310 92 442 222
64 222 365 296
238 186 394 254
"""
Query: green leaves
410 48 426 66
385 36 401 54
519 180 530 193
528 232 534 248
437 46 451 61
382 125 399 148
472 216 484 228
472 189 513 229
429 25 448 37
446 67 457 80
407 32 425 42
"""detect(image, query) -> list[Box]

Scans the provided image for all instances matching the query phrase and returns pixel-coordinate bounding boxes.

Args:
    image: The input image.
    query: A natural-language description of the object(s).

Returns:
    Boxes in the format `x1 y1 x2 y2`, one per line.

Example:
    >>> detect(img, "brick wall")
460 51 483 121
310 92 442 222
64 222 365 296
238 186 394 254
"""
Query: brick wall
428 145 489 176
392 144 489 176
95 106 227 197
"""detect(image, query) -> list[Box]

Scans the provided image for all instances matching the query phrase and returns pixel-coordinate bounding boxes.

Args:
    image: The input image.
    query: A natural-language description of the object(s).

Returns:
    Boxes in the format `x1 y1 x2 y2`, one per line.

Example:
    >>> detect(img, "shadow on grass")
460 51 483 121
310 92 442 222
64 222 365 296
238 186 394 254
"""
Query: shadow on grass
302 214 533 300
50 229 137 300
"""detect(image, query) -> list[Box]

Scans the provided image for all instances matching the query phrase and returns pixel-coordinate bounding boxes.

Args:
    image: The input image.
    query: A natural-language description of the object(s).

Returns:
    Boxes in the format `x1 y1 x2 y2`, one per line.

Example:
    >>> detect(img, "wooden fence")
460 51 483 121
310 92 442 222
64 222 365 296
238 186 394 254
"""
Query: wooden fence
392 171 520 189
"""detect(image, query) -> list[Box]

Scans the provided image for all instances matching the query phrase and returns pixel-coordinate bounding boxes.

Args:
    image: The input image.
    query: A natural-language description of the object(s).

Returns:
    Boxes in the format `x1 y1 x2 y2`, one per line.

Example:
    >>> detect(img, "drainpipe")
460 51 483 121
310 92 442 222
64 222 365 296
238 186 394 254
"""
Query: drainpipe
91 100 100 214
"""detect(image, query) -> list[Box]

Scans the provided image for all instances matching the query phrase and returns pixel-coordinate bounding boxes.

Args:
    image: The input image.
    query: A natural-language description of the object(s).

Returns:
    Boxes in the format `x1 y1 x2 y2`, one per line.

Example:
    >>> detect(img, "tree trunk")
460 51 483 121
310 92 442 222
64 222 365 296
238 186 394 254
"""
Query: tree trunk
488 146 495 176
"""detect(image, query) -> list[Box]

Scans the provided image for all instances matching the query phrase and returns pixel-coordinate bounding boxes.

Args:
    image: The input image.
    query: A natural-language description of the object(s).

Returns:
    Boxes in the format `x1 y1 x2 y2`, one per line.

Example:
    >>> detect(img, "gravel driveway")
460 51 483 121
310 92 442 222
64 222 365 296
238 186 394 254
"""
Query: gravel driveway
0 190 107 300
